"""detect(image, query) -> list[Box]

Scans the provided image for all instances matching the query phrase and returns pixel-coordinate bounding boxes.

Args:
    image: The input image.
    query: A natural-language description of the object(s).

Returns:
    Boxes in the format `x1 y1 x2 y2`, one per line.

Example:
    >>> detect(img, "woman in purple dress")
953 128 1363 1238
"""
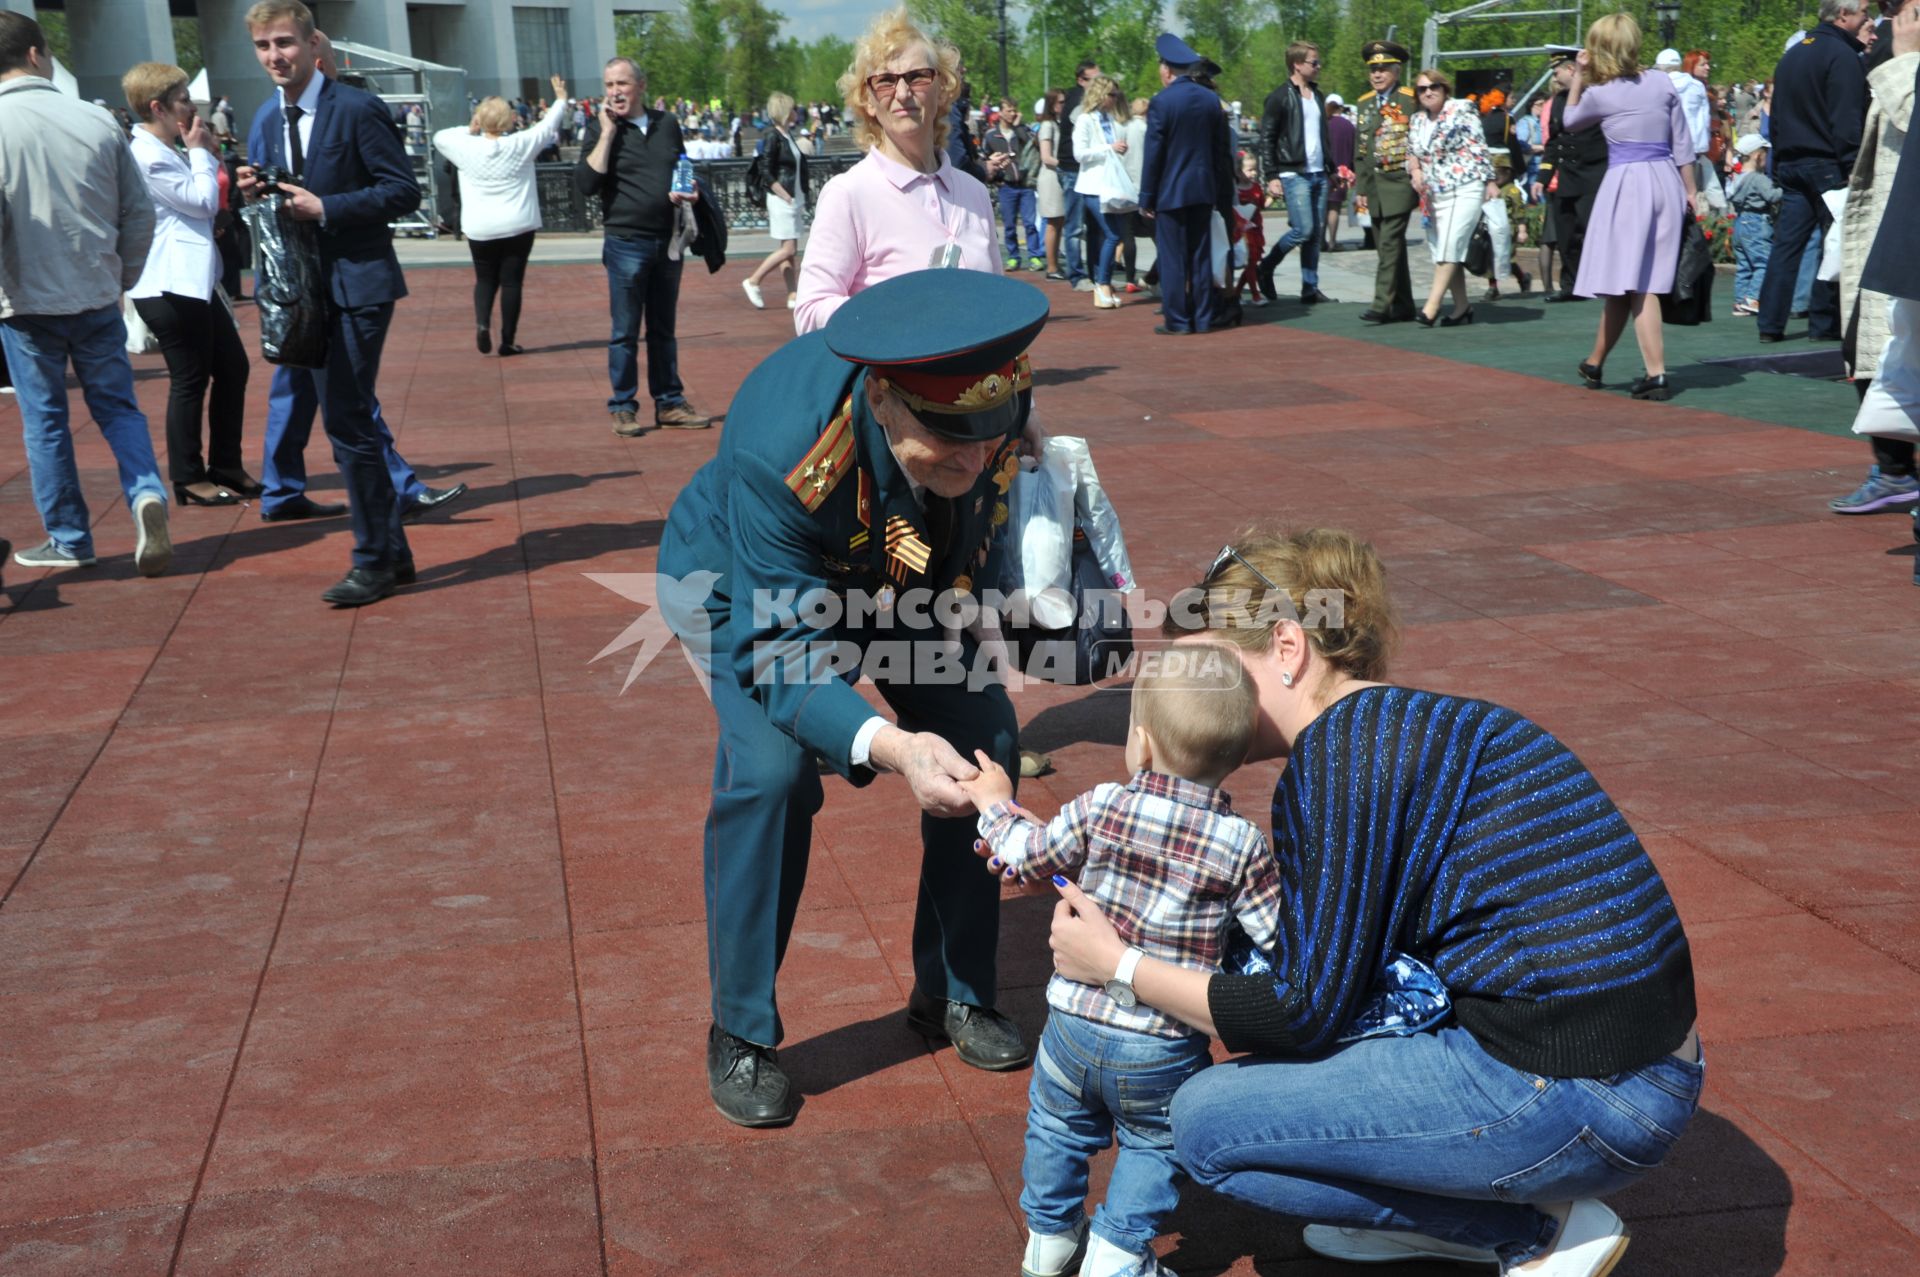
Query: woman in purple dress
1564 13 1700 401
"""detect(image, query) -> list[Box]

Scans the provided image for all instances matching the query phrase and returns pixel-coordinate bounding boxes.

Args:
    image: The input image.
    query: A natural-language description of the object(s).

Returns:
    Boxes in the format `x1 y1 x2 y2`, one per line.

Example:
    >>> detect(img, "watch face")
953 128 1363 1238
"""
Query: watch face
1104 979 1137 1009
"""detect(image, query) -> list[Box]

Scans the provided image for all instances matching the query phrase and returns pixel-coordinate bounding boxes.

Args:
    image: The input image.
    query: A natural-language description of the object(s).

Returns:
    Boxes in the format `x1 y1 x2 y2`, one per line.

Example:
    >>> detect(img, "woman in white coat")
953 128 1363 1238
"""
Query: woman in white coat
124 61 254 505
1070 74 1131 309
434 76 569 355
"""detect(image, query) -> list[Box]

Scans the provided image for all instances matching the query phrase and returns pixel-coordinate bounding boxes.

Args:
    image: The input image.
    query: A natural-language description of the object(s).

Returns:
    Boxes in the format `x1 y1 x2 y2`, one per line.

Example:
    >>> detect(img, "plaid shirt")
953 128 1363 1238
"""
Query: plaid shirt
979 770 1282 1039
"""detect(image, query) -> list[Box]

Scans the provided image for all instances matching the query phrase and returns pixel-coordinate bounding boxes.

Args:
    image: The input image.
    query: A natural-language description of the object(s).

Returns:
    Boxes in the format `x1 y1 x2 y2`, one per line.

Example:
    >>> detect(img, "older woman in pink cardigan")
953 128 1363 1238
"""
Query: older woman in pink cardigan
792 7 1001 334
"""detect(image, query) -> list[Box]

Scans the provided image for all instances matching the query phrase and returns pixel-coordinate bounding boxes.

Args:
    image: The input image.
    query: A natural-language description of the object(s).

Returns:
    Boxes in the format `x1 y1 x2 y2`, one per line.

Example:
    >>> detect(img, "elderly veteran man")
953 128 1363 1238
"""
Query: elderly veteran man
658 270 1046 1128
1350 39 1420 323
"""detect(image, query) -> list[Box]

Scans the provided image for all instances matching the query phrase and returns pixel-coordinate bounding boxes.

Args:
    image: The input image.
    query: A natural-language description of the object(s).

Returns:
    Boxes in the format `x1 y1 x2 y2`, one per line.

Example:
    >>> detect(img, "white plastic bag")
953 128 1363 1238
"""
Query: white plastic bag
1210 210 1230 288
1010 445 1076 629
122 294 157 355
1817 188 1845 283
1048 436 1136 592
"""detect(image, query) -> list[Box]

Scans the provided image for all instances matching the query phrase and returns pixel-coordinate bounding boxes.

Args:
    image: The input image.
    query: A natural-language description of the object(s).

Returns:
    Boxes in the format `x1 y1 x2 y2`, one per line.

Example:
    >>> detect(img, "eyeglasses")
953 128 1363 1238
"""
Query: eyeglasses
867 67 937 99
1204 545 1282 596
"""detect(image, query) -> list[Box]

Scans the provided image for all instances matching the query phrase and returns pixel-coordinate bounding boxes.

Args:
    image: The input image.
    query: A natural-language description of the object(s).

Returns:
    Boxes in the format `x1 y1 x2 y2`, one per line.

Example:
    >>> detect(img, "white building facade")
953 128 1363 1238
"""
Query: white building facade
16 0 655 127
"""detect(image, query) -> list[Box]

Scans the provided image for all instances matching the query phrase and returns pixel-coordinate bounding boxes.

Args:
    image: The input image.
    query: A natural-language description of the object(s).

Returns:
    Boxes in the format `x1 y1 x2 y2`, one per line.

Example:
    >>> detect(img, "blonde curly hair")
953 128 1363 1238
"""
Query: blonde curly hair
836 6 961 156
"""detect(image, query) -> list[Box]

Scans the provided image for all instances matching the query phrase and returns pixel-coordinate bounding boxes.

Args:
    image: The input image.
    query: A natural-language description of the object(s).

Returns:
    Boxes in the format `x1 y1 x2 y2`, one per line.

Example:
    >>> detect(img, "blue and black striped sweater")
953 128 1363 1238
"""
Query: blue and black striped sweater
1208 686 1696 1077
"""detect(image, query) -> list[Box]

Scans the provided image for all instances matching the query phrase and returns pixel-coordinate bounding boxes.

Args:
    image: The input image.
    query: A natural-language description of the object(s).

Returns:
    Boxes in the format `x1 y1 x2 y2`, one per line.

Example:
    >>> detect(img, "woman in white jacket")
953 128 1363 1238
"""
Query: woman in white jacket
434 76 569 355
124 62 254 506
1071 75 1131 309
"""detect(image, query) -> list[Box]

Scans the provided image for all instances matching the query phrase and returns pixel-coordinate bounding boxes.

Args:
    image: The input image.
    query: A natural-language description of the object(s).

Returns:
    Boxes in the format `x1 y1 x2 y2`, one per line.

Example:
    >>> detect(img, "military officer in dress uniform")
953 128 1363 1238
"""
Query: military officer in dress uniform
657 270 1044 1128
1535 46 1609 303
1351 40 1419 323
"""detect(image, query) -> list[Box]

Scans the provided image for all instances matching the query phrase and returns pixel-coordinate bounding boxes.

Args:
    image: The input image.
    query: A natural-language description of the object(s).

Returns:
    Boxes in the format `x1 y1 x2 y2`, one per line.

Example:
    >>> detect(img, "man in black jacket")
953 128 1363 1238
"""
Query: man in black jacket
1757 0 1872 342
576 57 710 435
1533 49 1609 302
1256 41 1335 304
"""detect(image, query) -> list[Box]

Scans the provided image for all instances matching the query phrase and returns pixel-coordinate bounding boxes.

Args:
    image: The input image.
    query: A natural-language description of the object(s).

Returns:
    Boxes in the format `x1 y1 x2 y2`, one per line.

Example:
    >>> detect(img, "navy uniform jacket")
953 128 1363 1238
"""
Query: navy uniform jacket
1768 22 1868 169
247 77 419 308
1860 60 1920 302
662 332 1027 776
1139 75 1233 215
1538 89 1610 198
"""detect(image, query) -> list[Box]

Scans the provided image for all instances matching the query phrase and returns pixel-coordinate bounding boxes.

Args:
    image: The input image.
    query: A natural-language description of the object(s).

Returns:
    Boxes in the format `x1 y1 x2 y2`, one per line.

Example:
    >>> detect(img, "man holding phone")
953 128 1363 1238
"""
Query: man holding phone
575 58 711 436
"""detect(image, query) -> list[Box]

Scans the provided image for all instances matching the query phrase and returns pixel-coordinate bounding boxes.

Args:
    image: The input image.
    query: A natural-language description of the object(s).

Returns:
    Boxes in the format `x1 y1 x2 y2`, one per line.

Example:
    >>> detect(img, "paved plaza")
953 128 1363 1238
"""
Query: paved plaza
2 247 1917 1274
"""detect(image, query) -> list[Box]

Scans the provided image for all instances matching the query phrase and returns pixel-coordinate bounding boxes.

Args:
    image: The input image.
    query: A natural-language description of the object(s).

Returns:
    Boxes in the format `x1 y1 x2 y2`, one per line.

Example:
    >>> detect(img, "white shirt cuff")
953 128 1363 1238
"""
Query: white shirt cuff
849 716 889 769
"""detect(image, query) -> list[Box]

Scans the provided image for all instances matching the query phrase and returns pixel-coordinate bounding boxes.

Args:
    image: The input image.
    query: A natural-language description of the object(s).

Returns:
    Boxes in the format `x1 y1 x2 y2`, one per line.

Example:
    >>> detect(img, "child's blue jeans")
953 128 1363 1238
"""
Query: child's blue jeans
1732 210 1772 304
1020 1010 1211 1257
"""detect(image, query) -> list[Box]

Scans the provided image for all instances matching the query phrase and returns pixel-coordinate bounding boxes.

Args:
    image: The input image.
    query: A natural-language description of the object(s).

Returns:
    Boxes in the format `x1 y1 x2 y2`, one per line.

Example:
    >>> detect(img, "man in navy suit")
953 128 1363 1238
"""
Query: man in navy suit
239 0 420 606
250 30 466 529
1138 33 1234 334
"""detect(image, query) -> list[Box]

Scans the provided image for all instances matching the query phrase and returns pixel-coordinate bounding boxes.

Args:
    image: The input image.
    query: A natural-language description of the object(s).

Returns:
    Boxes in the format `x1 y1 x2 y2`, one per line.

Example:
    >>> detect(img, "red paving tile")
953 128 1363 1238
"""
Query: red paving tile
4 261 1918 1271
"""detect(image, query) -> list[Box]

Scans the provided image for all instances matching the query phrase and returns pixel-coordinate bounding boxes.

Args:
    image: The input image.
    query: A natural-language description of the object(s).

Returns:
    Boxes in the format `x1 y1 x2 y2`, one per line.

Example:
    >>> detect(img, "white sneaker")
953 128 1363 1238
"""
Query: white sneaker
1022 1219 1087 1277
1303 1224 1498 1265
741 278 765 309
131 493 172 578
1508 1200 1629 1277
1081 1232 1175 1277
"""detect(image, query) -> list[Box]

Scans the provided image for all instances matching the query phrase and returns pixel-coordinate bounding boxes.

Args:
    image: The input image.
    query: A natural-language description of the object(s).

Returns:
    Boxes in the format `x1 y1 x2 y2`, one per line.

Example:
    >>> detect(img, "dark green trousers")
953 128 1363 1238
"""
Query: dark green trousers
1372 207 1415 318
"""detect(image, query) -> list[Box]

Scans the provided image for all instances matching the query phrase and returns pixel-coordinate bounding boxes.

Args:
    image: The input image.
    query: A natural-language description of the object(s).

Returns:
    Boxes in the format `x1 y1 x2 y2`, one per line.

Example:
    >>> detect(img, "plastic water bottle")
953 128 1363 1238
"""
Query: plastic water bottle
672 153 695 197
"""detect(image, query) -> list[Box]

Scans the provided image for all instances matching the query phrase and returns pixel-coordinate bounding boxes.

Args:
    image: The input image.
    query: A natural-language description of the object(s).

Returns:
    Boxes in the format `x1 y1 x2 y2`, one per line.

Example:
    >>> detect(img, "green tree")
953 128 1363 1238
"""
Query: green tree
718 0 786 110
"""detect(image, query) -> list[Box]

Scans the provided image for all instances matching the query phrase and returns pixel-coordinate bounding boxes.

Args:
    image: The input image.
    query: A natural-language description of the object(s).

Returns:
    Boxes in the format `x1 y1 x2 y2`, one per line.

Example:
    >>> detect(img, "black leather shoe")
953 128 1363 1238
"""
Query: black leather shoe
261 496 347 522
1414 310 1437 328
707 1024 796 1127
1300 287 1332 305
1152 324 1190 335
321 567 395 607
906 987 1031 1071
402 483 468 522
393 559 417 585
1439 306 1475 327
1360 308 1409 324
1629 374 1673 401
1542 290 1581 304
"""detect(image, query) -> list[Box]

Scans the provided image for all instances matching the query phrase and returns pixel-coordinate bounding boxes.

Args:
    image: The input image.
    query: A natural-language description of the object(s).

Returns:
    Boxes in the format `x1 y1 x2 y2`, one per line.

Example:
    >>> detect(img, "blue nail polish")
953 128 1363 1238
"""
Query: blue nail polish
1052 875 1069 887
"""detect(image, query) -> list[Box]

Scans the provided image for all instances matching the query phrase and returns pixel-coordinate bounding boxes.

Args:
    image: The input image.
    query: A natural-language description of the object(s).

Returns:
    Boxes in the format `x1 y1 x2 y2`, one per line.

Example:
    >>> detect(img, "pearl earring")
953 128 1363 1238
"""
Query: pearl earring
1281 672 1294 687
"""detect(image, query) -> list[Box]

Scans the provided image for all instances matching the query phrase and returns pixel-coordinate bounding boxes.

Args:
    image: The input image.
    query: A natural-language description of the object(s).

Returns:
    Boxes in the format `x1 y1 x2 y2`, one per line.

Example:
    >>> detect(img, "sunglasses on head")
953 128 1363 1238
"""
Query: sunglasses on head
1205 545 1282 596
868 67 937 98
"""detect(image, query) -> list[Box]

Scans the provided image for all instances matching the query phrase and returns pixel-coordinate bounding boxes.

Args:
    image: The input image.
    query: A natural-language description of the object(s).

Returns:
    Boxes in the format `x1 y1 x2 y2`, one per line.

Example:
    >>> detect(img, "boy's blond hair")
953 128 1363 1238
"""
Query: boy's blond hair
1131 643 1257 786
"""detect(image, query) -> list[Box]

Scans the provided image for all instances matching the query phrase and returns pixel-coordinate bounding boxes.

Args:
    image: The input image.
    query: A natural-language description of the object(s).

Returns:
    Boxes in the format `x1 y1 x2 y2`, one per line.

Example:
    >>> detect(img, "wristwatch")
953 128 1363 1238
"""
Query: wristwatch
1104 946 1146 1008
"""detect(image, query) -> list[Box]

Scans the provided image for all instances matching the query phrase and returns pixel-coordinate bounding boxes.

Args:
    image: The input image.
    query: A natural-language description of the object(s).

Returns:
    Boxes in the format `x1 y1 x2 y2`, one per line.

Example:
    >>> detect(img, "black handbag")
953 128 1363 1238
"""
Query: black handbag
1660 216 1715 327
1465 223 1493 277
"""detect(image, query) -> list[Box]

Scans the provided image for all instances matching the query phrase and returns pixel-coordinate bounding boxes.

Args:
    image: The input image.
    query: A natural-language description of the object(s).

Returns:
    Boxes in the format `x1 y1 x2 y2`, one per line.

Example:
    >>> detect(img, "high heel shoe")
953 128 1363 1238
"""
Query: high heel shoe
1415 310 1438 328
1578 361 1605 389
1439 306 1475 327
1629 374 1673 401
205 468 264 497
174 481 240 506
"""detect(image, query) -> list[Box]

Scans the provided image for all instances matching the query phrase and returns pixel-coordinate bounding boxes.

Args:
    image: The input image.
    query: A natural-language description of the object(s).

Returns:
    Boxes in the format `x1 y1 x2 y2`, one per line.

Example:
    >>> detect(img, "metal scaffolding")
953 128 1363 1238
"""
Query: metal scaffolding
1420 0 1585 112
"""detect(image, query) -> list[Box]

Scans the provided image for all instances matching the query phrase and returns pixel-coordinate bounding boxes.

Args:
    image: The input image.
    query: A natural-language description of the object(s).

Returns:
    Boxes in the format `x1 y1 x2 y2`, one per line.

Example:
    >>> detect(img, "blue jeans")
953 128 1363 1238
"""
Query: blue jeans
1060 170 1090 283
1732 210 1773 303
1264 171 1326 288
1170 1024 1704 1268
259 365 425 517
998 185 1039 259
1021 1011 1211 1256
603 232 686 415
1087 204 1120 286
1 306 167 557
1793 225 1821 317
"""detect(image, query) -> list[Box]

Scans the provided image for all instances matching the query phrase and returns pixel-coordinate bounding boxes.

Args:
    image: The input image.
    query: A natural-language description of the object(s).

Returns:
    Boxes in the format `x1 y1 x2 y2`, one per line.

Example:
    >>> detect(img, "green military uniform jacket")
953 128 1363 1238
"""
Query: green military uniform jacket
1353 85 1420 218
659 330 1027 776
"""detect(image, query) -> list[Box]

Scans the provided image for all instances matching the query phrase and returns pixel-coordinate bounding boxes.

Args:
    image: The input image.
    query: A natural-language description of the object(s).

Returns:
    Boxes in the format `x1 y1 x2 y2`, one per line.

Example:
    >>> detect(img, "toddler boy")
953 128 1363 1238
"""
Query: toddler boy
961 645 1280 1277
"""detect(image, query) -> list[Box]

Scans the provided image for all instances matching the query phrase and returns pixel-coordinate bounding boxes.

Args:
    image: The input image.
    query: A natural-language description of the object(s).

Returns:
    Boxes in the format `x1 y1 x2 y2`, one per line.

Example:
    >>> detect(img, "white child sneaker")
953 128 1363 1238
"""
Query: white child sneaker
1303 1223 1498 1265
1506 1199 1629 1277
1022 1219 1087 1277
1082 1232 1176 1277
